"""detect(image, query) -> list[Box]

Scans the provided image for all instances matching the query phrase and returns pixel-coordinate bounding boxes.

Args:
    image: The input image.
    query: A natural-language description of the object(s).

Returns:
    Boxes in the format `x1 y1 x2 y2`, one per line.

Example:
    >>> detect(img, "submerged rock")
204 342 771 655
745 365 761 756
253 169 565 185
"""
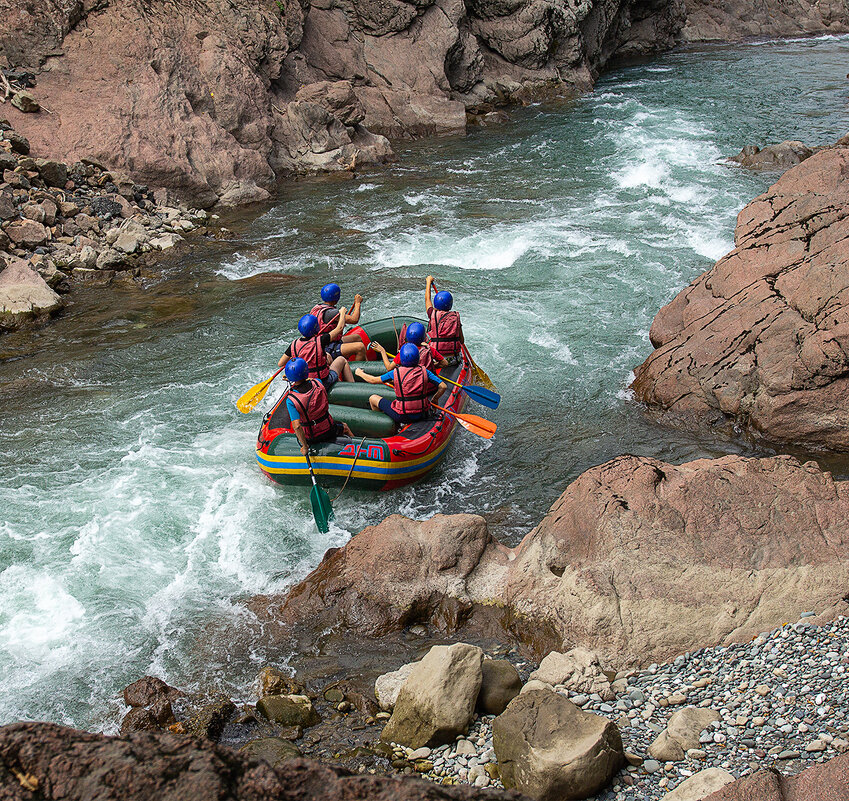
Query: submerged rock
729 141 815 171
632 141 849 450
239 736 303 767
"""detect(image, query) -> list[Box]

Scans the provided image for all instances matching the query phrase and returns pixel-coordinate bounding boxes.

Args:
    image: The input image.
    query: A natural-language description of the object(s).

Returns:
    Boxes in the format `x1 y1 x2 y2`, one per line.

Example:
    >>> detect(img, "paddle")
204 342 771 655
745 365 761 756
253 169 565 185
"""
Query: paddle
304 450 333 533
430 278 497 392
383 350 500 409
438 372 500 410
431 401 497 439
236 367 286 413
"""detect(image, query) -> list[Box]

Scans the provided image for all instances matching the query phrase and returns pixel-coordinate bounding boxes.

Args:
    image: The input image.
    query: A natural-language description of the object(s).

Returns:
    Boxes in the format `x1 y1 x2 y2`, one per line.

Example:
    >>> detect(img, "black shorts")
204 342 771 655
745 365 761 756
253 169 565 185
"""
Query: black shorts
307 421 344 446
378 397 425 425
325 340 343 360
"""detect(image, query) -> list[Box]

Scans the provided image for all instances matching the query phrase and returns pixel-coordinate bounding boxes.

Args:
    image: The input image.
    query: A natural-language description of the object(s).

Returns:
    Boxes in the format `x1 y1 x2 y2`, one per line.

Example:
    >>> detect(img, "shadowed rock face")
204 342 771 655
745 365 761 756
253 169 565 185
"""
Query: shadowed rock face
0 721 529 800
632 143 849 451
256 453 849 669
703 754 849 800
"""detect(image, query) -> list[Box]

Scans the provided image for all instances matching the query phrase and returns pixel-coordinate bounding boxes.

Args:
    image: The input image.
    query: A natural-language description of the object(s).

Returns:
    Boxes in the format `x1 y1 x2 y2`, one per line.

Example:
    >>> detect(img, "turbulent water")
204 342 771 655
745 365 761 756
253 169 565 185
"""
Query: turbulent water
1 35 848 731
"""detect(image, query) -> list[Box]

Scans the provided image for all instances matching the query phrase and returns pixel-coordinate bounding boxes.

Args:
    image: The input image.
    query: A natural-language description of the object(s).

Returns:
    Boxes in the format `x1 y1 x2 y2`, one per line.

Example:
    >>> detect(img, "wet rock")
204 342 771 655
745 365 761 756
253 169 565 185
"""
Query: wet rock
493 688 624 800
381 643 483 749
632 142 849 450
257 666 305 698
0 721 527 799
96 248 130 270
375 661 418 711
179 695 236 741
11 91 40 113
238 736 302 767
729 141 815 171
149 232 184 250
0 258 63 329
477 659 522 716
6 219 49 247
256 694 319 728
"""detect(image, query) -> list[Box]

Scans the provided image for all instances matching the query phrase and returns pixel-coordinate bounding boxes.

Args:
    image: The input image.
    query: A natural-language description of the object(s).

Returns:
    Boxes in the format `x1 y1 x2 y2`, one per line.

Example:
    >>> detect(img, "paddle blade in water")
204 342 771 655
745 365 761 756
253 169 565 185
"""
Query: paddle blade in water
456 416 495 439
463 384 500 409
310 484 334 533
236 376 274 413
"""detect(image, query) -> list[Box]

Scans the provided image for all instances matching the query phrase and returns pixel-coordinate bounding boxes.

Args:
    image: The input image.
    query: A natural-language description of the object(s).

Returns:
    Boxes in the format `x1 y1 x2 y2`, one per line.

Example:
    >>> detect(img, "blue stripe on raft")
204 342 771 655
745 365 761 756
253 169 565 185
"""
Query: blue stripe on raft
255 448 450 477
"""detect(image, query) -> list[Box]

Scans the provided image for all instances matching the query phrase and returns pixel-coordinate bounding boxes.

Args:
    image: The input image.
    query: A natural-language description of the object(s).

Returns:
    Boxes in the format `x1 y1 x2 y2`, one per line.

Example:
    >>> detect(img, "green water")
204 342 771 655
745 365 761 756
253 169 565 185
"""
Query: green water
1 35 847 730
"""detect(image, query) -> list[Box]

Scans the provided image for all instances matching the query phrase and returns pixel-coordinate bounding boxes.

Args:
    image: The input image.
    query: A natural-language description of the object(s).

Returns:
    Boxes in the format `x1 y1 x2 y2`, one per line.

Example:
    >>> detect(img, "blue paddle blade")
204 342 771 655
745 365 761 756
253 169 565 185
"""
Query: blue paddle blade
463 384 500 409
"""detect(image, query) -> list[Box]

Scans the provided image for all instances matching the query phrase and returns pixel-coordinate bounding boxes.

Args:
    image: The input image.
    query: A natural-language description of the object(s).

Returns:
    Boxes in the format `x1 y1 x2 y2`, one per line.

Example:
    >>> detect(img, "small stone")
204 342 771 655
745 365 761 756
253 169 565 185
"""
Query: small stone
644 759 661 774
805 740 827 752
754 685 771 697
409 747 432 760
778 750 801 759
687 749 707 760
11 91 40 113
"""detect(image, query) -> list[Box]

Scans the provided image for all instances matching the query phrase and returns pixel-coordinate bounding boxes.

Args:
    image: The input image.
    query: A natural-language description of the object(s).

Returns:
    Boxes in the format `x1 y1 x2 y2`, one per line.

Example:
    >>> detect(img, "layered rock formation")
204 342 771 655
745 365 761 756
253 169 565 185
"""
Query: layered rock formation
258 453 849 669
0 721 528 800
7 0 839 206
632 142 849 451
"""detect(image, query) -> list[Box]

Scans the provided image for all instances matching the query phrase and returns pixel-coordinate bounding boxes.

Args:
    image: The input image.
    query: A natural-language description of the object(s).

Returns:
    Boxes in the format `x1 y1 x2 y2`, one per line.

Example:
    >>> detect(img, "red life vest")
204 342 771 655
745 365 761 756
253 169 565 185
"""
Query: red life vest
428 309 462 357
288 380 334 442
291 335 329 381
310 303 340 338
391 366 433 417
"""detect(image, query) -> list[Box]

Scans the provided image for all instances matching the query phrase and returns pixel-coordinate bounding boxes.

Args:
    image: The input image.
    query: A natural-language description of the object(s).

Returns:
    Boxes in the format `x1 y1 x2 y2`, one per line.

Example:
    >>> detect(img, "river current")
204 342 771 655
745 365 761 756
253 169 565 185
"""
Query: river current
1 35 848 730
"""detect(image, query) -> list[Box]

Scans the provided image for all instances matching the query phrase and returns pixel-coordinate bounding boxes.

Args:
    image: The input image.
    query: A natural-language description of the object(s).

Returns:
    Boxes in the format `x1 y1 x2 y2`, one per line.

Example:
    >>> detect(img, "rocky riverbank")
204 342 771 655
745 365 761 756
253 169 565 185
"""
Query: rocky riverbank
0 117 221 331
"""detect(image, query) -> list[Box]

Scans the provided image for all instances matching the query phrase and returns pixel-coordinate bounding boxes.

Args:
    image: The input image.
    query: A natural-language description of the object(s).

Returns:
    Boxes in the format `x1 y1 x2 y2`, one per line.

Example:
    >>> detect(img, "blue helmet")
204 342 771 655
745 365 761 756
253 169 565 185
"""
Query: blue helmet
433 290 453 311
298 313 319 338
321 283 341 304
285 357 309 383
399 343 420 367
405 322 426 346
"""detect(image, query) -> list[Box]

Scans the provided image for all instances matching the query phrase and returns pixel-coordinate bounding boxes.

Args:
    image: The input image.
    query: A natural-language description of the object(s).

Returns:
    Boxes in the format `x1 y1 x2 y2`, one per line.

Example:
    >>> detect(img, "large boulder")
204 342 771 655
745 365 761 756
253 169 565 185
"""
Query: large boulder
632 143 849 451
257 694 320 728
492 688 624 800
0 258 63 329
704 754 849 799
262 453 849 670
0 721 528 800
381 643 483 749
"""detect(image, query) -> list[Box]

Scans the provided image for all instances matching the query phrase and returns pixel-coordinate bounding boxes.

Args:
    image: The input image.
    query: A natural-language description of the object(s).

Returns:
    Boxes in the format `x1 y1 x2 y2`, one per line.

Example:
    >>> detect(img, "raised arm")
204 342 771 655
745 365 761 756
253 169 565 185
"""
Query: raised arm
347 294 363 324
425 276 434 312
329 306 348 341
277 353 290 368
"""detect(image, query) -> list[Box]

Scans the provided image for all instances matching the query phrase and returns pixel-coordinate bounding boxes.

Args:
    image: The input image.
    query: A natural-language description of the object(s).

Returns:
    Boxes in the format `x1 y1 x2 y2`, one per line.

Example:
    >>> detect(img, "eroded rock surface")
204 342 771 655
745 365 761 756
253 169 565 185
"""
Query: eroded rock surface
260 453 849 669
0 721 528 800
632 143 849 451
6 0 830 205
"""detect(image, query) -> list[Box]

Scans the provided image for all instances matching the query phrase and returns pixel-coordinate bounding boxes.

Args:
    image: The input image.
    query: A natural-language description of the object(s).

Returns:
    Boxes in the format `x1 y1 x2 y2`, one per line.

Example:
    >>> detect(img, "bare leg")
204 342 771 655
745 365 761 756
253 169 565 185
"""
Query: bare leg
330 356 354 382
368 394 382 412
341 341 368 361
341 333 363 343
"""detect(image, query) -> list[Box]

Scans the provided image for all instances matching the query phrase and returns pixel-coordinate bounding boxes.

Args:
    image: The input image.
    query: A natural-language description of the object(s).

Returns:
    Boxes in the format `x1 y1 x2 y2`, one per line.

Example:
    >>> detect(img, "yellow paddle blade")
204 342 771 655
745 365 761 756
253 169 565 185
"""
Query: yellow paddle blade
236 375 275 414
470 358 496 392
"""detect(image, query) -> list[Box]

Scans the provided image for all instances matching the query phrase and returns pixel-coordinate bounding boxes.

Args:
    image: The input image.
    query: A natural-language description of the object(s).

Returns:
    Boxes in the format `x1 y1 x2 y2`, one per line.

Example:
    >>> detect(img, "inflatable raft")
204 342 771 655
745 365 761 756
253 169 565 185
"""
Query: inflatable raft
256 317 471 491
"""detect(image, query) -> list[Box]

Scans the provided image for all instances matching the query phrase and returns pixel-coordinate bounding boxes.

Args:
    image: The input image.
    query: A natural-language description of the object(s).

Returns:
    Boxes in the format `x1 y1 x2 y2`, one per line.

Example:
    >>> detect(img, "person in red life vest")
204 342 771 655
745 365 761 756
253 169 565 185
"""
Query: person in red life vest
425 276 464 363
370 321 447 372
284 358 352 456
355 343 447 425
310 283 368 361
278 313 354 390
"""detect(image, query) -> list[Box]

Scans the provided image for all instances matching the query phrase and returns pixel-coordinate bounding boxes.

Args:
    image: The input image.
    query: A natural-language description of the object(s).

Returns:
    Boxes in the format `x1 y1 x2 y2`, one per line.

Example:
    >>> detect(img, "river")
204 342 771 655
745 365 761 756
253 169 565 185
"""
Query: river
1 34 847 731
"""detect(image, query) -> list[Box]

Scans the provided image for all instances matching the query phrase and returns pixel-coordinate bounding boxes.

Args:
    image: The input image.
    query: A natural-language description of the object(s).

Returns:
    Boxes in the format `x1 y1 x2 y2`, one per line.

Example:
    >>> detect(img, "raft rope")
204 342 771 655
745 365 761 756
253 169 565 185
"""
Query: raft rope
392 316 400 351
332 436 368 502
